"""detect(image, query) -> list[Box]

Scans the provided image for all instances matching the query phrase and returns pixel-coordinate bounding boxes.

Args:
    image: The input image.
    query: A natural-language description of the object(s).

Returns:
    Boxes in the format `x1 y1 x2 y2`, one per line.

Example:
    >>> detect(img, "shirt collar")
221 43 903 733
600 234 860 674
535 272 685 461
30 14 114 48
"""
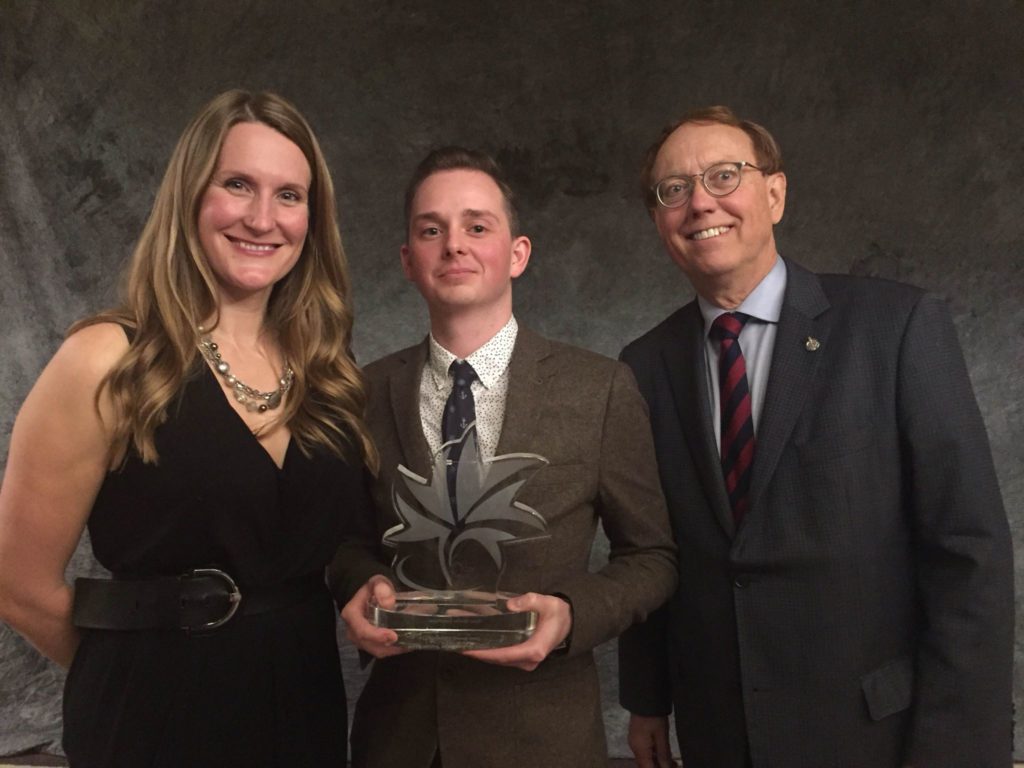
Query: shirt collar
426 315 519 391
698 255 788 336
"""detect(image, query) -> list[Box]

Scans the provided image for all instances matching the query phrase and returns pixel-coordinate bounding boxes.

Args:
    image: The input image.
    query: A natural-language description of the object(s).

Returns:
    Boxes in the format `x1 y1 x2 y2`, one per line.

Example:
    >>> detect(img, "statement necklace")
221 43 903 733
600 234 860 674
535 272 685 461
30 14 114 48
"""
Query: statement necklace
198 331 294 413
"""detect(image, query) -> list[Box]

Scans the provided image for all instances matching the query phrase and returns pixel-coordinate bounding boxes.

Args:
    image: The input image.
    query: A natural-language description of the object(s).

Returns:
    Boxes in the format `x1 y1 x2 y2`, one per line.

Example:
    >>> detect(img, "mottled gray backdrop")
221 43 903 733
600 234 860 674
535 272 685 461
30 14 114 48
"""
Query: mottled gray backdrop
1 0 1021 759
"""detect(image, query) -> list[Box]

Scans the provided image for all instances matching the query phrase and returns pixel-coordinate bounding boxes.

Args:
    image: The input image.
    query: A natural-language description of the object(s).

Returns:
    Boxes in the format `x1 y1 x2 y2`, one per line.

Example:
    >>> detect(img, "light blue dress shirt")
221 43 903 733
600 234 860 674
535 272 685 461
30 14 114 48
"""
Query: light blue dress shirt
699 256 788 451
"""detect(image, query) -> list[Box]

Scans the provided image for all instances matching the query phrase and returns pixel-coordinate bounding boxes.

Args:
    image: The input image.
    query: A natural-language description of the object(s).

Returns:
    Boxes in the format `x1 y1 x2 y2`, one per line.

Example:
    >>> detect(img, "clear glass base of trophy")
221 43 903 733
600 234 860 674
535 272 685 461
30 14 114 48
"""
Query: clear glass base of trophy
369 590 537 650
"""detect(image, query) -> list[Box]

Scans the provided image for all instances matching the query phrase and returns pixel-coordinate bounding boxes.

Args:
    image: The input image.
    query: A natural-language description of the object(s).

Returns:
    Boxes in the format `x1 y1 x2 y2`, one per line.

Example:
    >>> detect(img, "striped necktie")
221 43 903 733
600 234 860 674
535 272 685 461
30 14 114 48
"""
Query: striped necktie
711 312 755 524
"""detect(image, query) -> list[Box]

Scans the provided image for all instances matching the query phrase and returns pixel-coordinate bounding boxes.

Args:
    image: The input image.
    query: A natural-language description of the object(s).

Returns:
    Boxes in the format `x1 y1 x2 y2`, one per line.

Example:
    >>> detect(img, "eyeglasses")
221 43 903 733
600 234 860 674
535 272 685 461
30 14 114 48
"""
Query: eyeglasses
652 161 765 208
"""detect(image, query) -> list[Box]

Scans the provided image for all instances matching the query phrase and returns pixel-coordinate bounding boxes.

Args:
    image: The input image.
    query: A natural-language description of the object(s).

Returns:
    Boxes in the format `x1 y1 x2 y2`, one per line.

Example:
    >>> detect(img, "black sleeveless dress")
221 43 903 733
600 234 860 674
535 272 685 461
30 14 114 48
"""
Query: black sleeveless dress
62 364 368 767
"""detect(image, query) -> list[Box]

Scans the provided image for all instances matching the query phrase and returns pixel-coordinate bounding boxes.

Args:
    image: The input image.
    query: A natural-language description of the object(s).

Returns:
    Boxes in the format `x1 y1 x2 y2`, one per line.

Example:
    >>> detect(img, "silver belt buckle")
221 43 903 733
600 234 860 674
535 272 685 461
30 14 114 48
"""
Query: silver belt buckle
184 568 242 631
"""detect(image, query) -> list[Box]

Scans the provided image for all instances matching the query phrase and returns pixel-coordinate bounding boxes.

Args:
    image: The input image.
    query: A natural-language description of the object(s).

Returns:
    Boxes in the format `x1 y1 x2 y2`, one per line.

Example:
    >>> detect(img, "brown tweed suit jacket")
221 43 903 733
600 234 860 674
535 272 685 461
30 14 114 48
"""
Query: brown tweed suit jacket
330 325 677 768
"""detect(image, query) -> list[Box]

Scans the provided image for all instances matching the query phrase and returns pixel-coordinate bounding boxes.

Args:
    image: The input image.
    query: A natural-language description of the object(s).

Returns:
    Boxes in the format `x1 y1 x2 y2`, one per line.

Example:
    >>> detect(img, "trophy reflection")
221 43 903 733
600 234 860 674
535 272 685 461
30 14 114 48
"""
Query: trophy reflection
370 424 549 650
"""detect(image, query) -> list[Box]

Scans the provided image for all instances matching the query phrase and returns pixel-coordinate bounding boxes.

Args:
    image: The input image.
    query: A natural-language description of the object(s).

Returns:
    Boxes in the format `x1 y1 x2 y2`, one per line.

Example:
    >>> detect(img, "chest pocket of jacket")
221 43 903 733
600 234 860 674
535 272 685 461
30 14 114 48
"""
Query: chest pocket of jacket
515 462 593 516
793 418 907 550
795 420 878 465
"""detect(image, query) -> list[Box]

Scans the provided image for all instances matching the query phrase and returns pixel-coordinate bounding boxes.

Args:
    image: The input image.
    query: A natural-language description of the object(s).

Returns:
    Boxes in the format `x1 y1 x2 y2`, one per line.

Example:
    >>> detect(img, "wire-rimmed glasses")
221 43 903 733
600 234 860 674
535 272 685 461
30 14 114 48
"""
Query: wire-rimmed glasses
653 161 765 208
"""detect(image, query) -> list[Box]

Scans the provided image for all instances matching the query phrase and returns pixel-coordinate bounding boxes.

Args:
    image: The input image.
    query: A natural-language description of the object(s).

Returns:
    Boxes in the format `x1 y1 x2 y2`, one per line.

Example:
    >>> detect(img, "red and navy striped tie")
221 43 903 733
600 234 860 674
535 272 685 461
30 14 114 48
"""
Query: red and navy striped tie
711 312 755 525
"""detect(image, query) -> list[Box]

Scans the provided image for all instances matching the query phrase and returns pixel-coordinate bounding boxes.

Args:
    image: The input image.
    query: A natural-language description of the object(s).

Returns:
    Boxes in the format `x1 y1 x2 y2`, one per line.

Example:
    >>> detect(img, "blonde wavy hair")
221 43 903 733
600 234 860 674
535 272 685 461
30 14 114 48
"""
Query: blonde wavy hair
74 89 378 471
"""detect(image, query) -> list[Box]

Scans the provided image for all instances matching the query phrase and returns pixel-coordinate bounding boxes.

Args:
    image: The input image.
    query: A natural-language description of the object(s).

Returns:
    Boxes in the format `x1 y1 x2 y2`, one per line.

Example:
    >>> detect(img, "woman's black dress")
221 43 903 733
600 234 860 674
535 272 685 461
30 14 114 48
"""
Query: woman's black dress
63 366 367 767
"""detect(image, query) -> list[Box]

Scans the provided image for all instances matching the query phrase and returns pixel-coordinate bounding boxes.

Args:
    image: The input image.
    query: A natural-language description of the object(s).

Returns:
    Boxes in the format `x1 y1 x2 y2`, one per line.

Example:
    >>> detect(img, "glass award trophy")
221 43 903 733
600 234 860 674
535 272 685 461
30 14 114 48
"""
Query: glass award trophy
369 424 550 650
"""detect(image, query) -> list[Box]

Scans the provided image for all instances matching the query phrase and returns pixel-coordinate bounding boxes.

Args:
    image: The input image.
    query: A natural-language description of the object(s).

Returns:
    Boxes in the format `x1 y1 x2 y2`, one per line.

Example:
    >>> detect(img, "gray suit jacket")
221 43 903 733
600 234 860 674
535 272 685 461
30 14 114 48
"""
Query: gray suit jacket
618 259 1014 768
331 326 677 768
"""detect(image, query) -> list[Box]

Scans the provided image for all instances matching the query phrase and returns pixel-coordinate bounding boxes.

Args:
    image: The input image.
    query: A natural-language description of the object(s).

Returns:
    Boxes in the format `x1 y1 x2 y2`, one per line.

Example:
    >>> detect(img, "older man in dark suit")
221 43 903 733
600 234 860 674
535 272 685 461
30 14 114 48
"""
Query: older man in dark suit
617 105 1014 768
330 147 677 768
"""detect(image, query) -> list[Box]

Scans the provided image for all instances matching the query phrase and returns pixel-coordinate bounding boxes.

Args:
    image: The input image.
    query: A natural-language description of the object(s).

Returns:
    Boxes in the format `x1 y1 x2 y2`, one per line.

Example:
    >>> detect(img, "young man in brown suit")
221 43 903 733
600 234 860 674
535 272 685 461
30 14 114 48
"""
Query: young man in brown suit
330 147 677 768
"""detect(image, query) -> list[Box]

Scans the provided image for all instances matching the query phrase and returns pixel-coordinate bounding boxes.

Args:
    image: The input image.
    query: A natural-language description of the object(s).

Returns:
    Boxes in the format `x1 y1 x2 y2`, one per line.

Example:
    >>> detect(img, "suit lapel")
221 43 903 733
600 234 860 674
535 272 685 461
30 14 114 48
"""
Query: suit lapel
388 339 434 477
497 326 548 455
749 260 831 512
662 304 736 538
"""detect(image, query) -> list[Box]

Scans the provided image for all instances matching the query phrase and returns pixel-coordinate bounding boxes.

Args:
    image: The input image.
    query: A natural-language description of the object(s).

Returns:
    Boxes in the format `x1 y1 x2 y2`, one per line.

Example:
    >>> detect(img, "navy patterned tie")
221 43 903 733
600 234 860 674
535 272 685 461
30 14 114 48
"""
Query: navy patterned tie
442 360 478 513
711 313 755 525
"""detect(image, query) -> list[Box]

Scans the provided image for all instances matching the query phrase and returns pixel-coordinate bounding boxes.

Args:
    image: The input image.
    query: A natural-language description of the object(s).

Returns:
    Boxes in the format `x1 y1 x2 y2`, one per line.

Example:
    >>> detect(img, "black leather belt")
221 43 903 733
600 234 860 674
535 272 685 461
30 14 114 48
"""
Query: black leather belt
72 569 324 634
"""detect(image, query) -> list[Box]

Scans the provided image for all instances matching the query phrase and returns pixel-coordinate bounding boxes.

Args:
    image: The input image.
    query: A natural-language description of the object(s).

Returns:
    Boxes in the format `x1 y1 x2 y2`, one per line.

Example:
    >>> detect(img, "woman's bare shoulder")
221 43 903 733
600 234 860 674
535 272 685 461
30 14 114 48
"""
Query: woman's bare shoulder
53 321 132 381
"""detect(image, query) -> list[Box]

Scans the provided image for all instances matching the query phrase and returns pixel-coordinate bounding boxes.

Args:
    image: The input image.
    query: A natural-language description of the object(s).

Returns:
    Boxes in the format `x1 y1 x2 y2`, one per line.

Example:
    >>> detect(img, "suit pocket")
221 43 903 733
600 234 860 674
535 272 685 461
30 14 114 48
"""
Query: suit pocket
795 421 878 465
521 462 590 488
514 462 592 511
861 654 914 721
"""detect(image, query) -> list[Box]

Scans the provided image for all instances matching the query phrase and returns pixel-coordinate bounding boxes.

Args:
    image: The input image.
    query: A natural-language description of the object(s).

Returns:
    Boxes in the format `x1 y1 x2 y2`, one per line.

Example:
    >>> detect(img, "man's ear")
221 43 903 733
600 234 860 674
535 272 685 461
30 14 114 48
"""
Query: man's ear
767 172 787 224
400 243 413 280
510 235 531 278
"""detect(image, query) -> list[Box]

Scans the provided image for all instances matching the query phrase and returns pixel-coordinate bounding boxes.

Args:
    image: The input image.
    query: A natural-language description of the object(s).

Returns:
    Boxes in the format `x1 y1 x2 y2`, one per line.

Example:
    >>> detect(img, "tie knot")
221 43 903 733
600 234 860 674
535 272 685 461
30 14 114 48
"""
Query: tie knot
449 360 478 388
711 312 750 341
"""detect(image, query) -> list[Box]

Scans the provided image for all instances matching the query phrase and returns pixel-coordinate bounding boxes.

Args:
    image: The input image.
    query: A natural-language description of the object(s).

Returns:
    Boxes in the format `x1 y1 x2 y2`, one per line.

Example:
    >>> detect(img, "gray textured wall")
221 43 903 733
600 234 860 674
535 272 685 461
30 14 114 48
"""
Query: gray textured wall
1 0 1021 759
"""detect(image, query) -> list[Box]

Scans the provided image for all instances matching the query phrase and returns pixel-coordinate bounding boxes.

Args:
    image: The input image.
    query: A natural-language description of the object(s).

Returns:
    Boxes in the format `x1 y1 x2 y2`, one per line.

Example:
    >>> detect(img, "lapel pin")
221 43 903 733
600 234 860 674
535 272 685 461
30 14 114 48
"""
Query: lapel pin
805 336 821 351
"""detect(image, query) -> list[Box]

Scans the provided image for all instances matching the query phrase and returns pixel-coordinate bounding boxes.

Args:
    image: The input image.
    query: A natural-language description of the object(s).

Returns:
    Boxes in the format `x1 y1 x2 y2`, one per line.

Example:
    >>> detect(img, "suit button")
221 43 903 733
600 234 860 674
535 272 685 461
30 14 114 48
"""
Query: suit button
734 574 750 588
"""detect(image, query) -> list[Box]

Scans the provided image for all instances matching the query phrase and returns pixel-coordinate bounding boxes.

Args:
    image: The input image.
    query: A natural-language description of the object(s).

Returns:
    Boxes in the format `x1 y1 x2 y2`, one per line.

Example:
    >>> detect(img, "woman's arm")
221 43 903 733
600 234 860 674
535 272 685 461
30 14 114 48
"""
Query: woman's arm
0 323 128 668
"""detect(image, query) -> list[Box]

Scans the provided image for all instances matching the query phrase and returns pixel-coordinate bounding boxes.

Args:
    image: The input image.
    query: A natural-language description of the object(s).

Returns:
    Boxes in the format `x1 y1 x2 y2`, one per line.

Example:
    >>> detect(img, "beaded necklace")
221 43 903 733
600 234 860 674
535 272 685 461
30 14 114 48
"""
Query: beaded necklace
198 333 293 413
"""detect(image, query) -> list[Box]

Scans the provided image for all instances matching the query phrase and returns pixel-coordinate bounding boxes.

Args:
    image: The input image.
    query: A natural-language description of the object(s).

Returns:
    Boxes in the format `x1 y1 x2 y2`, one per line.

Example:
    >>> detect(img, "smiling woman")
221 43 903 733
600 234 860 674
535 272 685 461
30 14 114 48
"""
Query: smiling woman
0 90 379 766
198 122 311 304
